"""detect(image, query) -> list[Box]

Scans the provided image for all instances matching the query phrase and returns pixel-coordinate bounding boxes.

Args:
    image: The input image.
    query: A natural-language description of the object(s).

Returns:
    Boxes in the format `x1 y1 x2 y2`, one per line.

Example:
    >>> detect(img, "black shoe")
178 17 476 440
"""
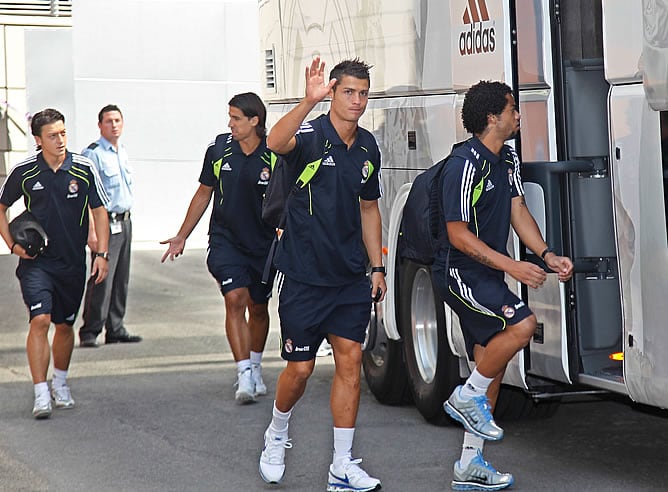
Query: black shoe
80 339 99 348
106 334 143 344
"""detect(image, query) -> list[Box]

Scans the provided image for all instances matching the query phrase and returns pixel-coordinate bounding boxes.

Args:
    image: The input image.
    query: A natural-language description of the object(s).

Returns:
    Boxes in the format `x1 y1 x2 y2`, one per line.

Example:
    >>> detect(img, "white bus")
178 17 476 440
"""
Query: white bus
258 0 668 423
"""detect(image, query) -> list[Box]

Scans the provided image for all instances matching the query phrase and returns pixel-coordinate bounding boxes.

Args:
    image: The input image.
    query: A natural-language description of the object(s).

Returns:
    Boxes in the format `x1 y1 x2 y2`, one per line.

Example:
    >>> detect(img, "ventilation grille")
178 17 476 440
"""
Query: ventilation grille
0 1 72 17
264 48 276 92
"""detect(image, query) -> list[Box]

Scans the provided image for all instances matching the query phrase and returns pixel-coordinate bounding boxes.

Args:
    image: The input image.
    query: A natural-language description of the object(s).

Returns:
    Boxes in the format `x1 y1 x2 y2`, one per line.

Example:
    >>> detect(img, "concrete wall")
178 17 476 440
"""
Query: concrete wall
71 0 261 249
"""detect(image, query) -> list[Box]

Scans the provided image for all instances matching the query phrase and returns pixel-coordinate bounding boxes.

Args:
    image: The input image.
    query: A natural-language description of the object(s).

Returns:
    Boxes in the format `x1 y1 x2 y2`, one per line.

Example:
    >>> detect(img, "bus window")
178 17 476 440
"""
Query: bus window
516 0 545 86
662 111 668 236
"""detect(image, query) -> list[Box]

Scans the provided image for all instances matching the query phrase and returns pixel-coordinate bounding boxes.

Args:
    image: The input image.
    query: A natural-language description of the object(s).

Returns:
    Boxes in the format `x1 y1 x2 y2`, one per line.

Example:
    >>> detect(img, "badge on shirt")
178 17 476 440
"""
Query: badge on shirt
67 179 79 199
258 167 270 185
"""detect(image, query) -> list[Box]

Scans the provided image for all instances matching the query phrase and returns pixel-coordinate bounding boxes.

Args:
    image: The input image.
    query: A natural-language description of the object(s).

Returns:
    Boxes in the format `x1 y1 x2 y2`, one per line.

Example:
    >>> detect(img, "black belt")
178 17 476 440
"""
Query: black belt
108 211 131 221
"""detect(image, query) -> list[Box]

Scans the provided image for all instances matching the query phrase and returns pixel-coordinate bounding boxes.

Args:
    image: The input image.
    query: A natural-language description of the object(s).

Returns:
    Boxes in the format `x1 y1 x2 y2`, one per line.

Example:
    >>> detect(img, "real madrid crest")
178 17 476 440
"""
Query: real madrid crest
502 305 515 319
260 167 270 182
507 168 513 185
284 338 293 353
361 160 371 183
68 179 79 194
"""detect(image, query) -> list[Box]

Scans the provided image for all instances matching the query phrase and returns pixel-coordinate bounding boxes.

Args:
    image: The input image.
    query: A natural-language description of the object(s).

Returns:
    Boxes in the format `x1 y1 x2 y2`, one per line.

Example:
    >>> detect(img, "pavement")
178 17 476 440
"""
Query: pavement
4 250 668 491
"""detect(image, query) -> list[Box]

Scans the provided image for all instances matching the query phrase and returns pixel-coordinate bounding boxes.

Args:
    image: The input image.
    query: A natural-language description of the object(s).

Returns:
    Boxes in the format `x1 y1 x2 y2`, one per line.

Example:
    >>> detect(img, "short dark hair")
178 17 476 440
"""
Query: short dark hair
98 104 123 123
30 108 65 137
228 92 267 138
329 58 372 91
461 81 513 135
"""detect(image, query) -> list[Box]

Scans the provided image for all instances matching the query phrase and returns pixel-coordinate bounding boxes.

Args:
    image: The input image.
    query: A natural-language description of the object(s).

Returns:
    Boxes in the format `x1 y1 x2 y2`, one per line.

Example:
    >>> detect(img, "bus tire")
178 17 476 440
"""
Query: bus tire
362 302 412 405
400 259 462 425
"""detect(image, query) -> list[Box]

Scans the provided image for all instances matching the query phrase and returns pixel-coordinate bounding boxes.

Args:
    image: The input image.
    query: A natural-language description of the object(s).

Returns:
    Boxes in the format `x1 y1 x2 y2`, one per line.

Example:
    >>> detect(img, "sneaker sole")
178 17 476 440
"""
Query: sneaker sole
327 484 381 492
259 463 284 484
452 479 513 491
235 391 256 404
444 401 503 441
33 409 51 419
53 402 75 409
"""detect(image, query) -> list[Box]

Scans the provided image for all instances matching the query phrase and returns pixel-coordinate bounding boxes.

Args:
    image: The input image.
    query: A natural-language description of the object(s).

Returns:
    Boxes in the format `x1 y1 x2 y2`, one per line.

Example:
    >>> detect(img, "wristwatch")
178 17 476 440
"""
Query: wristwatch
370 266 386 275
540 247 554 260
95 251 109 260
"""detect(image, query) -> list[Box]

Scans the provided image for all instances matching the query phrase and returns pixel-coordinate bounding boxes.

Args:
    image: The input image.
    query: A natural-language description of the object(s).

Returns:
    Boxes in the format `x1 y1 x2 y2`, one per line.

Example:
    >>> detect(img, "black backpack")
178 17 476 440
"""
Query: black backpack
261 154 321 229
398 140 480 265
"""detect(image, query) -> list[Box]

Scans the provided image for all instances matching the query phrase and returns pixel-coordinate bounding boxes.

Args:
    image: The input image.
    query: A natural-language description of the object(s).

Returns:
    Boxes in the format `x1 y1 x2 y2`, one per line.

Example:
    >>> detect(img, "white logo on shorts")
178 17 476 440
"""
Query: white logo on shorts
284 339 293 353
221 278 233 286
30 303 42 311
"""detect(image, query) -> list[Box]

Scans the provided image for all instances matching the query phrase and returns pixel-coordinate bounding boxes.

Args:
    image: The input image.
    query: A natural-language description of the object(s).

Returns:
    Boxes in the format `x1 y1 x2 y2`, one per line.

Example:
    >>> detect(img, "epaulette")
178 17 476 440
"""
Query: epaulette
87 142 99 150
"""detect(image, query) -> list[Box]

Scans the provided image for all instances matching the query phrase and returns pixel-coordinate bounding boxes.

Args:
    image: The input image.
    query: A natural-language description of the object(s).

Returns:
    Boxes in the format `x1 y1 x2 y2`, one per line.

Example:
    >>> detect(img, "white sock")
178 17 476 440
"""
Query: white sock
236 359 252 373
269 402 291 435
52 368 68 389
460 368 494 398
34 382 49 399
333 427 355 464
250 351 263 366
459 432 484 468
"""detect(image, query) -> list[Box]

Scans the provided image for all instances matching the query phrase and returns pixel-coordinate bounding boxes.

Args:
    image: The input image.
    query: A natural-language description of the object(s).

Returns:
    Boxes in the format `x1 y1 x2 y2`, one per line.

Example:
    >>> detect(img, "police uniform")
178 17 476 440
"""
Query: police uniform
79 137 134 342
200 133 276 303
0 152 108 324
431 137 532 359
274 113 382 361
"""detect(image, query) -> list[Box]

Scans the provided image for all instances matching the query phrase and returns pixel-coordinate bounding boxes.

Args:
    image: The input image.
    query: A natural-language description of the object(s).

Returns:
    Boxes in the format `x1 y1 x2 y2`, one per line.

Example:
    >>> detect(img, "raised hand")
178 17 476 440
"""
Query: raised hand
305 57 337 104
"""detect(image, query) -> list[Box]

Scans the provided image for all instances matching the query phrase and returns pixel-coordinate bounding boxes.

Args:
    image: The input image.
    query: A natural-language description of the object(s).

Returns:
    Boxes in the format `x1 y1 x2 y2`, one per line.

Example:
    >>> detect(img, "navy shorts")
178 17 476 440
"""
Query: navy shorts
432 264 533 360
276 273 372 361
206 234 273 304
16 263 85 325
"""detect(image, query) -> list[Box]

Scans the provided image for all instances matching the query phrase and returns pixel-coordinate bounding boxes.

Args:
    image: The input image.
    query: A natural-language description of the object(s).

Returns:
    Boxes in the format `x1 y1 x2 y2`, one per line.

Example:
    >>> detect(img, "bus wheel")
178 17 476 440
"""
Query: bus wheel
400 259 461 425
362 301 412 405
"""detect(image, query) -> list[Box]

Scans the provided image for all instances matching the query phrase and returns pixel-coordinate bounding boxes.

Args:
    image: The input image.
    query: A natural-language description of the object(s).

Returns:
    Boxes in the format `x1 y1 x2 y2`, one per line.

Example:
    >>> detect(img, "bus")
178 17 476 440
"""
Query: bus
258 0 668 424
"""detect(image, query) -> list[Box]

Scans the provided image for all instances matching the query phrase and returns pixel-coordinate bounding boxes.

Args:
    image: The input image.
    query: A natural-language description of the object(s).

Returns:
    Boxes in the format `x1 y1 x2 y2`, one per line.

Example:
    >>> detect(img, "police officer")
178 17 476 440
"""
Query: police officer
258 58 386 492
161 92 276 404
79 104 142 347
0 108 110 419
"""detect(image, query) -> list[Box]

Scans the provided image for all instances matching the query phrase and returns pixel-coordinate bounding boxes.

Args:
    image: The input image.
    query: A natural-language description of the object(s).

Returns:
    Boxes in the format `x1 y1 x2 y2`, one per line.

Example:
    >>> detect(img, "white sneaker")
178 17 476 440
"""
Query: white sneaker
317 339 333 357
51 384 75 409
327 458 381 492
259 429 292 484
32 393 52 419
234 368 256 404
252 364 267 396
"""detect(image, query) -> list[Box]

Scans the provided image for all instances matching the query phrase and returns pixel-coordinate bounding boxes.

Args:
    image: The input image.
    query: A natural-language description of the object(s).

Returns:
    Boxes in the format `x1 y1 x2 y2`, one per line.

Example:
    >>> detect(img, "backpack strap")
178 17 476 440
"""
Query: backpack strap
211 133 231 180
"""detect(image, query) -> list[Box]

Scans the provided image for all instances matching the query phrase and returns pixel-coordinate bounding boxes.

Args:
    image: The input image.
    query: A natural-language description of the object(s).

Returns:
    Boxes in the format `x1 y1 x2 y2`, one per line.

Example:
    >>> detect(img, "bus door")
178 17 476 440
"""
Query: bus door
515 1 624 391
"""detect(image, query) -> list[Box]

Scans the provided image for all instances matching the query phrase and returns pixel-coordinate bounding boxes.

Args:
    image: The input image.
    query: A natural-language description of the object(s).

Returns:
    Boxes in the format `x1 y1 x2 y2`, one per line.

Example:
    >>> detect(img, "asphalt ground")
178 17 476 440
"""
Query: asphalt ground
2 250 668 491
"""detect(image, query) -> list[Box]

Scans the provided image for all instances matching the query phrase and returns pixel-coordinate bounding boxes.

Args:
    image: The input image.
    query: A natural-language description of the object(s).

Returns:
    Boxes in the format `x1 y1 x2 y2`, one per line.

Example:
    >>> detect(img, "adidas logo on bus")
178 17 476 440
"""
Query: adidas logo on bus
459 0 496 56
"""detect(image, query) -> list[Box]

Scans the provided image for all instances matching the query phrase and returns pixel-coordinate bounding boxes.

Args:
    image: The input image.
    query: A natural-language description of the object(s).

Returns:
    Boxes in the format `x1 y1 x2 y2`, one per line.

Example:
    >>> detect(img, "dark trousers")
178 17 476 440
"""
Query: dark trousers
79 218 132 341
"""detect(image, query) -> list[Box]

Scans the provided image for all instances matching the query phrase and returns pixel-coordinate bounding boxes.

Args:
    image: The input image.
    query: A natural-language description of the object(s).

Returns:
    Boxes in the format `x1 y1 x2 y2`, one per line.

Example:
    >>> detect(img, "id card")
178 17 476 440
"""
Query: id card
110 222 123 235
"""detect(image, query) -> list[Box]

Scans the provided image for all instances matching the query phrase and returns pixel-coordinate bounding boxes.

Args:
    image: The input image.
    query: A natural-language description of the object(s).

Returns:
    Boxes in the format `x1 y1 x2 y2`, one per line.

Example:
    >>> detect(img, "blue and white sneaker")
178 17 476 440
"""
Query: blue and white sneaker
452 451 514 490
259 429 292 484
327 457 381 491
444 385 503 441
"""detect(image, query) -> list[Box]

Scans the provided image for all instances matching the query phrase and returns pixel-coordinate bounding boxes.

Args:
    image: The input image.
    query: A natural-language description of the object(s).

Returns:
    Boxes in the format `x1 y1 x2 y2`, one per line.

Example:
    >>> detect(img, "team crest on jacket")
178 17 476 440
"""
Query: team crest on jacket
67 179 79 198
507 168 514 185
361 160 371 183
258 167 270 185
